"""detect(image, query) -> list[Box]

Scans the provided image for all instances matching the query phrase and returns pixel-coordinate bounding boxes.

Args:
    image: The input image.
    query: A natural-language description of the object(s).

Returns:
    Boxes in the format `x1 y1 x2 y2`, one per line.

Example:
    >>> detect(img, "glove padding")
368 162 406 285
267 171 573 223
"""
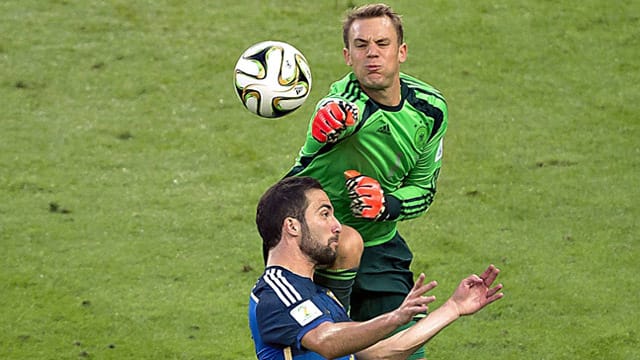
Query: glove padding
344 170 386 220
311 99 358 143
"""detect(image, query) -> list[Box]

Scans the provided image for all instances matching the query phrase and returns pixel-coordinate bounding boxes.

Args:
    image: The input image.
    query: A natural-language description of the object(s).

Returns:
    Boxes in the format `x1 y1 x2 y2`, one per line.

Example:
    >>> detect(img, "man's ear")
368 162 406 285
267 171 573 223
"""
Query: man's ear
284 217 301 236
398 42 407 64
343 47 352 66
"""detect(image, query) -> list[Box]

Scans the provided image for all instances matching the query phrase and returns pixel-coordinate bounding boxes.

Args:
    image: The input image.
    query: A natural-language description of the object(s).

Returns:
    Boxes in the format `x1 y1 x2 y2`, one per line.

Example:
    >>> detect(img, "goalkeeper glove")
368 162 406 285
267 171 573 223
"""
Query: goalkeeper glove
311 99 358 143
344 170 388 220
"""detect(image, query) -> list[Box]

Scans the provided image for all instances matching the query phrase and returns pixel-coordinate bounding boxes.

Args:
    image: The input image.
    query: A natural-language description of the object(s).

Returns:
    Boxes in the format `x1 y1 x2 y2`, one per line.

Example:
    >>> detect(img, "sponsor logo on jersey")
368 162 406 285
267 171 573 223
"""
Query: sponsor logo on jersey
290 299 323 326
377 123 391 135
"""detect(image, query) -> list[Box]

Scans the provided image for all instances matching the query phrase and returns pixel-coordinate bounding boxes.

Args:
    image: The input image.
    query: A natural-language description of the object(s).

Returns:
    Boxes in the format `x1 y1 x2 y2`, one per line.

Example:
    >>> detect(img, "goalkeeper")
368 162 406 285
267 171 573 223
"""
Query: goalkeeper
284 4 447 360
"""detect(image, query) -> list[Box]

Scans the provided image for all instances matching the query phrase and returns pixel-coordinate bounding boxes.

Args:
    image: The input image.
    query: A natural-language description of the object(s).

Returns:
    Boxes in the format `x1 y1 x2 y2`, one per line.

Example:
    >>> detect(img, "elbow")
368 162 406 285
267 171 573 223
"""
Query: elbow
306 338 346 359
302 326 350 360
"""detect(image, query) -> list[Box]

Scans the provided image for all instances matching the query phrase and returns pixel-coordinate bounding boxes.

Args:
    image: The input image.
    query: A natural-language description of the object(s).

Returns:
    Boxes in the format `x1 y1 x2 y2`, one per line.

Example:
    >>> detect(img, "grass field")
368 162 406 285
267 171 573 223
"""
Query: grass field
1 0 638 359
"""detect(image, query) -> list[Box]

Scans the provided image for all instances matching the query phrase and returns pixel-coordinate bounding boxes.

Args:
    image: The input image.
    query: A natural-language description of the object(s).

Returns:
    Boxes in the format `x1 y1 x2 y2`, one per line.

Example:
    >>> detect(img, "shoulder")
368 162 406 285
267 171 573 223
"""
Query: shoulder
251 267 349 349
326 72 367 104
253 267 313 308
400 73 447 105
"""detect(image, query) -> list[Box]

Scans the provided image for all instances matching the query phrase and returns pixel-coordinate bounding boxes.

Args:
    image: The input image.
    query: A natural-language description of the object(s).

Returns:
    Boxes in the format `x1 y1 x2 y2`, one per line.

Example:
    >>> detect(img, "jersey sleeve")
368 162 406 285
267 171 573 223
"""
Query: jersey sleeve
386 97 448 221
256 292 335 351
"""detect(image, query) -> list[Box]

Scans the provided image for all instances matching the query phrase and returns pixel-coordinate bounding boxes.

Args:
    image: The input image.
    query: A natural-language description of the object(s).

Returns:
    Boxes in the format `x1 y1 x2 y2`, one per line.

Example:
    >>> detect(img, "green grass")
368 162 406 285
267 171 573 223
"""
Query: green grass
1 0 638 359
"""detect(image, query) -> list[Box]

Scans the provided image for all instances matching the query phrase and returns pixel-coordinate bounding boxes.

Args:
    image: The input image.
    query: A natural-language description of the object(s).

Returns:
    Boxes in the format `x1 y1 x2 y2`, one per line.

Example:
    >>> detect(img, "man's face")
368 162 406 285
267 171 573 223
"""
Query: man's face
299 189 341 266
343 16 407 92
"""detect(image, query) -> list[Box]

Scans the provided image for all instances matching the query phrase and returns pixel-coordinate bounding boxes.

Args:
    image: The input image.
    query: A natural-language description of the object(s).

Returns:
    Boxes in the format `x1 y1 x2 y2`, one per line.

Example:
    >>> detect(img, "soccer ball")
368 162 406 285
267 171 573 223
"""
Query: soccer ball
234 41 312 118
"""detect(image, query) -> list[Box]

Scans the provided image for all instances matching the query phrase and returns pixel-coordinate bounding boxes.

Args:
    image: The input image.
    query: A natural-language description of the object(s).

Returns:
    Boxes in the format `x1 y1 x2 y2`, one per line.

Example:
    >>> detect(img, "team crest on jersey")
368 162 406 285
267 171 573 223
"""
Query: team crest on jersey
290 299 323 326
414 125 428 150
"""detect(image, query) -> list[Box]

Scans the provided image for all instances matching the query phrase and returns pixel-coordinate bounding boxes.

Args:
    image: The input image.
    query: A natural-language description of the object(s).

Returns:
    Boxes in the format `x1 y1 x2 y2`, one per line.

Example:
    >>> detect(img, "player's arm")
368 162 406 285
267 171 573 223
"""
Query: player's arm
386 95 448 221
356 265 504 360
343 161 440 222
300 274 437 359
343 108 447 222
344 163 441 222
285 98 359 177
386 137 443 221
388 131 448 223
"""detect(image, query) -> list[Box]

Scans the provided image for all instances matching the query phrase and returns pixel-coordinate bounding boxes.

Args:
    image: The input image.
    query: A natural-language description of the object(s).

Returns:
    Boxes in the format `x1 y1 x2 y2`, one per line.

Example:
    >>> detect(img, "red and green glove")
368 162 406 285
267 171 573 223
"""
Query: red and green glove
344 170 389 220
311 99 358 143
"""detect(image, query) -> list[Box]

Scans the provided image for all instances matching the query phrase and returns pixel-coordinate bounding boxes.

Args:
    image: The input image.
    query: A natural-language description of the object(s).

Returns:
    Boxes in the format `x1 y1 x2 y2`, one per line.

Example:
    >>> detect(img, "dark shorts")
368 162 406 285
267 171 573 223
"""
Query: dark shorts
349 232 426 359
352 231 415 303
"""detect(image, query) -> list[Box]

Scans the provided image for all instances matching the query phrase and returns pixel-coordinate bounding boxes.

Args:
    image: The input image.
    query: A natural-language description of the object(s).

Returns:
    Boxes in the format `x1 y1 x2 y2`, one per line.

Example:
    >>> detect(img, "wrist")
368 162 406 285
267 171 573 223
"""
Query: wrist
377 194 401 221
388 309 411 328
441 299 463 320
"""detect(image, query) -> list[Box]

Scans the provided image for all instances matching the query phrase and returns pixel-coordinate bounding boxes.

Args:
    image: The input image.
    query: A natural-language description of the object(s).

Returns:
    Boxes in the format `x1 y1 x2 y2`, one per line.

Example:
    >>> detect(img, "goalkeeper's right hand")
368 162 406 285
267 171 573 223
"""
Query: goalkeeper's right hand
311 99 358 143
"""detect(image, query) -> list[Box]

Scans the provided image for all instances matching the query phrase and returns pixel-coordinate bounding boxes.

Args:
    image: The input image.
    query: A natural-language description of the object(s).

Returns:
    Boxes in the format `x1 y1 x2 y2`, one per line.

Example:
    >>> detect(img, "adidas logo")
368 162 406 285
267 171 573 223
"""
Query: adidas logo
377 123 391 135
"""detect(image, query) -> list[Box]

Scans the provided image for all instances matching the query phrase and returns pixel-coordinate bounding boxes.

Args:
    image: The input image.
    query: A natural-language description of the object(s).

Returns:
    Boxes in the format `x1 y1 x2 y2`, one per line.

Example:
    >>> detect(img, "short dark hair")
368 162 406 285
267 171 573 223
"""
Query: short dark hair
256 176 323 254
342 3 404 48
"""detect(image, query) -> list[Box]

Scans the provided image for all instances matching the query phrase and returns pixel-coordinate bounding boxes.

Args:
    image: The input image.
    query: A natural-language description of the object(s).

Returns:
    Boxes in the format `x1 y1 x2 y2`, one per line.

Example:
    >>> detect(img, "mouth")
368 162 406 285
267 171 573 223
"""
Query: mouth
366 64 381 73
329 236 339 247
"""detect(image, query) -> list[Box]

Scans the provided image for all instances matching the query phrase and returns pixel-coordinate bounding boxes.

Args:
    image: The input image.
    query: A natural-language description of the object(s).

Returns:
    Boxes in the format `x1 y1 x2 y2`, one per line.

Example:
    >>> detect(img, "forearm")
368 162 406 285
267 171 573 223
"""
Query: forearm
303 312 402 359
356 300 460 360
384 184 436 221
385 153 442 221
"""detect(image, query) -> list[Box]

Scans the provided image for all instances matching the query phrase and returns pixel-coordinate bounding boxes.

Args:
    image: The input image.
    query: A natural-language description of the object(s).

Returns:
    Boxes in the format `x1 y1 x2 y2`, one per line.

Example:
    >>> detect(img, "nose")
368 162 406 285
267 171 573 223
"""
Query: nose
366 44 379 57
332 220 342 234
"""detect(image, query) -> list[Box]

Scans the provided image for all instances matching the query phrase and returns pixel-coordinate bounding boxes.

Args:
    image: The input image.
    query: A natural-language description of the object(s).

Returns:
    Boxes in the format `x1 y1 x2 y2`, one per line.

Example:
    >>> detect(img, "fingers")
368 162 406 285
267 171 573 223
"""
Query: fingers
340 101 357 126
421 295 437 306
486 286 504 304
422 280 438 293
474 267 504 305
409 273 438 298
327 102 345 120
413 272 425 289
321 111 345 131
311 101 355 143
487 283 504 299
478 264 494 281
479 264 500 287
407 294 436 312
343 171 386 219
462 275 482 288
397 275 438 323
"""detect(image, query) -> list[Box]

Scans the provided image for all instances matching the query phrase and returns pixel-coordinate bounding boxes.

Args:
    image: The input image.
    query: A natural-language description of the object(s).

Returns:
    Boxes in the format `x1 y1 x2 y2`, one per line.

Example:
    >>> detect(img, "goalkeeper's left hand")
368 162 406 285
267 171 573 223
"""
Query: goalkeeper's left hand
344 170 388 220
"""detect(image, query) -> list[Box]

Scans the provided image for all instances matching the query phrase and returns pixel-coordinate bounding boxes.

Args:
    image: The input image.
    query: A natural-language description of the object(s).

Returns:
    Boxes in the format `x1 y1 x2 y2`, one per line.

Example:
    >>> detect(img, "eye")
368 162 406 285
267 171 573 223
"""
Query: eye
353 40 367 48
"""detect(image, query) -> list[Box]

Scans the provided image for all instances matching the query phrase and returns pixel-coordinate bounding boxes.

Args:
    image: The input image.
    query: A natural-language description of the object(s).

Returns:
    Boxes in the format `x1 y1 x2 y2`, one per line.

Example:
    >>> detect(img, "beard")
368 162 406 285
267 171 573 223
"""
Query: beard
299 222 337 267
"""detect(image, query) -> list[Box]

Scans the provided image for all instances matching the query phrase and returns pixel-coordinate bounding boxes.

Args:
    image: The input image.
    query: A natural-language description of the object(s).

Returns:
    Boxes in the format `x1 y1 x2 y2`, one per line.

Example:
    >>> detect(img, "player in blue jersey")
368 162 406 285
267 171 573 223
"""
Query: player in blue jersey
249 176 504 359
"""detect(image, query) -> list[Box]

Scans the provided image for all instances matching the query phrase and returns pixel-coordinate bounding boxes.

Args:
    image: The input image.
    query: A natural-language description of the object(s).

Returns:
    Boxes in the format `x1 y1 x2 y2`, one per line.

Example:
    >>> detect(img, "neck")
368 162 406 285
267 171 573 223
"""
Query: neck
362 82 402 107
267 248 316 279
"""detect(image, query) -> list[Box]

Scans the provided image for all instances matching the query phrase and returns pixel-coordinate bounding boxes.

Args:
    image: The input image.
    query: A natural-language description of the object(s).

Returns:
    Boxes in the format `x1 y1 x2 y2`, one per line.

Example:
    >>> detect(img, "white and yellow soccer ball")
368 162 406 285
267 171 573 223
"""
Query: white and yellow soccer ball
234 41 312 118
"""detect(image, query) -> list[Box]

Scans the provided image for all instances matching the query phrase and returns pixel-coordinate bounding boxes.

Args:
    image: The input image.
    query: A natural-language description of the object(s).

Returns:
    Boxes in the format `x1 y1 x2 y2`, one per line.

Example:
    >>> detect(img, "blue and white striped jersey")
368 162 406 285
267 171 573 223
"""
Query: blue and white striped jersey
248 266 353 360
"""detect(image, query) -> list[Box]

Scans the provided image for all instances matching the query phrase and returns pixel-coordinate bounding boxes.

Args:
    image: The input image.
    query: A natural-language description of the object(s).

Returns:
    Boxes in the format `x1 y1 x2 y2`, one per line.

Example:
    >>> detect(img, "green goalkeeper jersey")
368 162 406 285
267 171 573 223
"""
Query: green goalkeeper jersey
287 72 448 247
